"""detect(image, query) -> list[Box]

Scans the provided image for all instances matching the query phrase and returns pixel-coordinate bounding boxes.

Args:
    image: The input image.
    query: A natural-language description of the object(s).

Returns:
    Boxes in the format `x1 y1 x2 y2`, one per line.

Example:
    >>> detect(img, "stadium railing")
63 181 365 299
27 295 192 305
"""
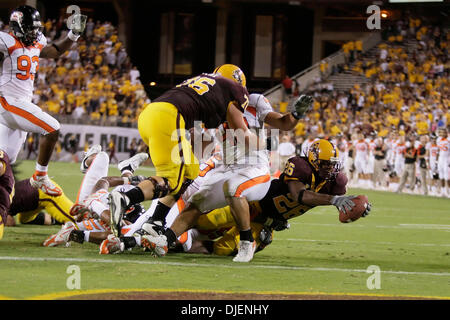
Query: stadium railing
263 32 382 108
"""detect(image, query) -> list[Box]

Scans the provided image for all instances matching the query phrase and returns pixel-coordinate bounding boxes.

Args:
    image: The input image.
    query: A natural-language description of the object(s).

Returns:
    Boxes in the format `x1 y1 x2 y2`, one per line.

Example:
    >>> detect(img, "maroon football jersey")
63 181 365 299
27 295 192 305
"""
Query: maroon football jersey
0 151 15 223
153 73 249 129
251 156 347 222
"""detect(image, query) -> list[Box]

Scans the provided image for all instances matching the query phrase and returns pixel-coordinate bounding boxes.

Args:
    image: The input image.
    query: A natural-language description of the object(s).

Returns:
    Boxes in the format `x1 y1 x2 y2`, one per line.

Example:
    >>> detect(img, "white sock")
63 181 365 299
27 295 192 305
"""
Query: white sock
134 234 141 246
84 231 90 243
35 163 48 173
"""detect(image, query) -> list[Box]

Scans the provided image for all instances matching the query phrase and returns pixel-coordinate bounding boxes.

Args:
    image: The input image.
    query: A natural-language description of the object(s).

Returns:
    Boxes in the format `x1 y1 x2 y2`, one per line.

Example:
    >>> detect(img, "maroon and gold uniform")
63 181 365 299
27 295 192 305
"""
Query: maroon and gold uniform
154 73 249 129
197 156 347 255
0 151 15 239
8 179 75 225
138 73 249 194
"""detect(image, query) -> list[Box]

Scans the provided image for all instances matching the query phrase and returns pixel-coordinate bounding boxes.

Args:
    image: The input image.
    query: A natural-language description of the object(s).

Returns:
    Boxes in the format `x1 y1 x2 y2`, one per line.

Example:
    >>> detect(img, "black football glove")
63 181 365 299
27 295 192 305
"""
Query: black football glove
291 95 313 120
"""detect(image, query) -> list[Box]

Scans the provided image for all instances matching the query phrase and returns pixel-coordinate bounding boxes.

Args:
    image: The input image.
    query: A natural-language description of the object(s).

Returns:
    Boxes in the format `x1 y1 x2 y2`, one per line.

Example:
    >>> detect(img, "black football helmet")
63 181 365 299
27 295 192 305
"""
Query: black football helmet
9 5 43 46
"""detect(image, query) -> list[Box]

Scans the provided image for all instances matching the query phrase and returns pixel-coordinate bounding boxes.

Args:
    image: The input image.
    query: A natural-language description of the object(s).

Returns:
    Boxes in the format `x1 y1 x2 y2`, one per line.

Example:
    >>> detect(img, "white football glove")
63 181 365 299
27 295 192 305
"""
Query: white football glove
69 14 87 35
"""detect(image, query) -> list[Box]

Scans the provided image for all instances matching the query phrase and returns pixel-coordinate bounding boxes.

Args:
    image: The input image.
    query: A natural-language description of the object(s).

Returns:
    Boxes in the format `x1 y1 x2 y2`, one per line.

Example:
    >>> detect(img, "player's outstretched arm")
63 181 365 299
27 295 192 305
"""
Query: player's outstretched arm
227 103 262 151
264 112 299 131
41 14 86 59
287 180 355 214
264 95 313 131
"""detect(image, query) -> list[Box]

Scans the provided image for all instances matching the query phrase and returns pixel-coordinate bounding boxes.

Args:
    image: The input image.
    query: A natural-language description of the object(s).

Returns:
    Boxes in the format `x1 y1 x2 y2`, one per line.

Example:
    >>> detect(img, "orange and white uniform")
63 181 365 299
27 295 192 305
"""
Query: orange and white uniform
427 142 439 176
353 139 369 174
0 31 60 162
437 137 449 180
189 93 272 213
394 142 406 176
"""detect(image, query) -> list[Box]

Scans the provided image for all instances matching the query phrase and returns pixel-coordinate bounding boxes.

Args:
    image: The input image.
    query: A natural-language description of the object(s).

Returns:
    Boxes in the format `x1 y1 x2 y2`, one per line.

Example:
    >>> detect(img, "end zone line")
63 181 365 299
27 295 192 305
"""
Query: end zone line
26 287 450 301
0 256 449 277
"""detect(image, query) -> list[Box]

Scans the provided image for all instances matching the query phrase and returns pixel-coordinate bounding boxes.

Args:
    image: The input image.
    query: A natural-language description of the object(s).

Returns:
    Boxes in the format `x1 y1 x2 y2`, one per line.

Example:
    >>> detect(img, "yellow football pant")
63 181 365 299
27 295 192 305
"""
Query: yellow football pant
17 181 75 224
138 102 199 195
196 206 265 256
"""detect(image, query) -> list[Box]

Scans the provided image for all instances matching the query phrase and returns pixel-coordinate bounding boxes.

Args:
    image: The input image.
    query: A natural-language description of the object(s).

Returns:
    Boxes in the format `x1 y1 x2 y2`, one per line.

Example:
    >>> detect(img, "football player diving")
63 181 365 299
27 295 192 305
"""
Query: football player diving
109 64 307 261
138 139 372 257
107 65 313 261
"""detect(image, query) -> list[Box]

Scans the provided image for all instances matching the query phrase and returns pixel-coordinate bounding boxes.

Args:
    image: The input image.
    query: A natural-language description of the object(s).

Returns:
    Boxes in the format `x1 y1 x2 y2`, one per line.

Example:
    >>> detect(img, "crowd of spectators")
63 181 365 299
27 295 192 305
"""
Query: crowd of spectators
277 16 449 196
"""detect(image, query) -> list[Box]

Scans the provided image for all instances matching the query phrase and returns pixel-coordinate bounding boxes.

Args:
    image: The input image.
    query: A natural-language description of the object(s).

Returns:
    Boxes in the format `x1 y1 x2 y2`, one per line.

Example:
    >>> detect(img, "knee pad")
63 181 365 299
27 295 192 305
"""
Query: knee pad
147 177 170 199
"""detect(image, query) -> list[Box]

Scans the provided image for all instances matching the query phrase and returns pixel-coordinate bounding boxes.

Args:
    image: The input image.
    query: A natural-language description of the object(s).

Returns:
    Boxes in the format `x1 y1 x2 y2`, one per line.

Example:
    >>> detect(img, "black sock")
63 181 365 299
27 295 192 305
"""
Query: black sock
124 187 145 206
152 201 171 223
164 228 177 248
69 230 85 244
121 164 133 174
240 229 254 242
121 236 137 249
26 212 46 225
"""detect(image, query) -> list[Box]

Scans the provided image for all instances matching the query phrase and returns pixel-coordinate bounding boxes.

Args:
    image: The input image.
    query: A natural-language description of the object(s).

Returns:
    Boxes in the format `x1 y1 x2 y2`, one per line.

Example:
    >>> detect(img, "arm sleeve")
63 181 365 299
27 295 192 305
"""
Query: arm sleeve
0 32 13 55
252 94 273 122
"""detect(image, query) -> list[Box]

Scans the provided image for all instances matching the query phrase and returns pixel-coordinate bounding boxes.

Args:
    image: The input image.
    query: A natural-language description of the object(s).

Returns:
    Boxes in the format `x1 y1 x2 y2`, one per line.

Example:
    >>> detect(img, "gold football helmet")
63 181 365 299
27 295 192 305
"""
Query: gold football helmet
213 64 246 87
307 139 341 180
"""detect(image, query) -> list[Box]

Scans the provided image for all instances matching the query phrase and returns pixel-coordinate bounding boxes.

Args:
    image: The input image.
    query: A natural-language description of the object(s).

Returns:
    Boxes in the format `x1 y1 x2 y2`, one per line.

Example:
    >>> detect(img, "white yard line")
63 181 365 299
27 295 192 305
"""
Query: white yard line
283 238 450 247
0 256 448 277
289 222 450 230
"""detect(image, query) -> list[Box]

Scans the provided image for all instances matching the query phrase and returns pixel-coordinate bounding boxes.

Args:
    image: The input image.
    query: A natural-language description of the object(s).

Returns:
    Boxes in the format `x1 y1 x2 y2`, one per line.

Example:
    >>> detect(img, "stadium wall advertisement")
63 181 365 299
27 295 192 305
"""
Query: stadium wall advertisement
21 124 142 162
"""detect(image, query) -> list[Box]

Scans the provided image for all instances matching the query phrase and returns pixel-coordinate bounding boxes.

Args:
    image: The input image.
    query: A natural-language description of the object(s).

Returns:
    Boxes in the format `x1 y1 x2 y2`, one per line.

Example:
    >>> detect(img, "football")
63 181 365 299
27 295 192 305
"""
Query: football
339 195 369 223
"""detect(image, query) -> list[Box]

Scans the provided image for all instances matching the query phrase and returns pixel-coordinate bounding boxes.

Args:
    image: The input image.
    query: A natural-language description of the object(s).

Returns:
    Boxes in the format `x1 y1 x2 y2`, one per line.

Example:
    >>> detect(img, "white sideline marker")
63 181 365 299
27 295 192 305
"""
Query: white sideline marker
0 256 449 277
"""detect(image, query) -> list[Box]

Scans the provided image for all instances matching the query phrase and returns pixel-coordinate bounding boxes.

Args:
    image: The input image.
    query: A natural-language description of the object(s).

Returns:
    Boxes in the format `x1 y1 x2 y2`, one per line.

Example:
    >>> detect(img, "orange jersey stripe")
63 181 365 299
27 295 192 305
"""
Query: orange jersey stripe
234 174 271 197
0 97 55 133
178 231 188 244
177 198 186 213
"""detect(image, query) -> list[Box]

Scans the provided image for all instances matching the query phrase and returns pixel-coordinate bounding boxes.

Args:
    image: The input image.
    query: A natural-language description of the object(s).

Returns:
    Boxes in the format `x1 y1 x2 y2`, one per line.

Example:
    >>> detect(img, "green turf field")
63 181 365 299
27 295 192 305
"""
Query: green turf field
0 160 449 300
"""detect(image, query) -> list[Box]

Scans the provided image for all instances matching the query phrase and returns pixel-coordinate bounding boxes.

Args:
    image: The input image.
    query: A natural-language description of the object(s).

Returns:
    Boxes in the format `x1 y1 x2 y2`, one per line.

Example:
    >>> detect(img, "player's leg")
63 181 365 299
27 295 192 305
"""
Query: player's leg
0 97 61 196
213 223 264 256
108 102 199 236
39 183 76 224
76 151 110 203
224 168 271 262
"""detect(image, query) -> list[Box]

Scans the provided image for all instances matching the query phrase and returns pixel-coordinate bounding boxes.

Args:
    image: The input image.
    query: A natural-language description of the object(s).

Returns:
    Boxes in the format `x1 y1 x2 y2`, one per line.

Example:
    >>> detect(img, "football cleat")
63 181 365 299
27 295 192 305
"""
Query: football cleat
30 173 62 196
118 152 149 175
232 240 256 263
80 144 102 173
141 219 166 236
140 234 168 257
42 221 76 247
108 190 128 237
99 234 124 254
